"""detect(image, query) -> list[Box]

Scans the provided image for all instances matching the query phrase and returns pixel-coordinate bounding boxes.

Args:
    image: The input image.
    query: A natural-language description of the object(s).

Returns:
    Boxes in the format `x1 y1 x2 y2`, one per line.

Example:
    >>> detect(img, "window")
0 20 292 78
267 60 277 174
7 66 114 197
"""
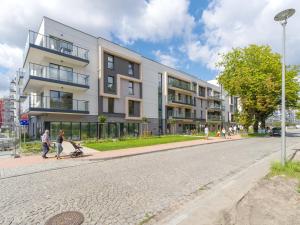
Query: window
49 63 73 82
107 76 114 91
128 81 134 95
128 100 134 116
107 55 114 69
199 86 206 97
50 90 73 110
128 100 140 117
200 110 203 119
128 62 134 75
108 98 114 113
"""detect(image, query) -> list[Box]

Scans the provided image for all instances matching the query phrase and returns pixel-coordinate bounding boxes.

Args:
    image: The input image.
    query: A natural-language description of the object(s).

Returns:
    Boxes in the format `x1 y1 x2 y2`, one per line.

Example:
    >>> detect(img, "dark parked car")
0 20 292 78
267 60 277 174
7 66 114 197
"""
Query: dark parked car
271 127 281 136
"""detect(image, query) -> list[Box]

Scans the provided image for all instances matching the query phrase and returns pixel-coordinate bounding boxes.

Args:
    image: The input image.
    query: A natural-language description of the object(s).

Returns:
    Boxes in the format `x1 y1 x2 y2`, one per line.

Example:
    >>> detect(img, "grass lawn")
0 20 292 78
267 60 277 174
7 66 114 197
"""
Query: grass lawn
21 141 55 155
269 161 300 192
83 135 201 151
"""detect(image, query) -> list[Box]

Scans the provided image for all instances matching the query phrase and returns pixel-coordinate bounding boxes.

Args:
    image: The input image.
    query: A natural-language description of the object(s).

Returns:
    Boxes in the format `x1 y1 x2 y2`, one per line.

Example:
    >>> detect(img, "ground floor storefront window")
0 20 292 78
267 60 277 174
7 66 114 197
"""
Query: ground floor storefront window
46 121 140 140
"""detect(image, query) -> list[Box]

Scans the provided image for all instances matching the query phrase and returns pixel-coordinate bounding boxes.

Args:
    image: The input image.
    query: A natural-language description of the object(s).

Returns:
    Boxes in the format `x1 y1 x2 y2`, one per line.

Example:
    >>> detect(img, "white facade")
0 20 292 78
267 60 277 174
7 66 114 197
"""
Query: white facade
14 17 233 139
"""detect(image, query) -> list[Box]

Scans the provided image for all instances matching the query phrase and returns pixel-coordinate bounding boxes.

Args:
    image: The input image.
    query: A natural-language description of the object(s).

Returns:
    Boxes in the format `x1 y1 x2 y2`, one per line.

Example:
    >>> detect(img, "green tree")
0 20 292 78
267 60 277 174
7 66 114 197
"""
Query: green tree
218 45 299 132
98 115 107 139
296 111 300 120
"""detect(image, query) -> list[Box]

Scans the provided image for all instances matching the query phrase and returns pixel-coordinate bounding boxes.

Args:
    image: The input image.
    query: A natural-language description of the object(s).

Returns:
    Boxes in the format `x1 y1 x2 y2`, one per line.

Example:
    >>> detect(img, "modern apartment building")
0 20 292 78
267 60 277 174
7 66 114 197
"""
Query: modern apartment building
15 17 236 140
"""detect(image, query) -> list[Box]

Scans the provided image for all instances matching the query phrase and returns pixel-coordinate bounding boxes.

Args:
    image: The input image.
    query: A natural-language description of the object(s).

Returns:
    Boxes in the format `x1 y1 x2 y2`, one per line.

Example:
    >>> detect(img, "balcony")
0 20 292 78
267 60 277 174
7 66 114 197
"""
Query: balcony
207 105 224 111
207 115 222 122
168 80 196 93
23 63 89 92
21 95 89 115
207 94 222 101
24 30 89 66
167 111 195 120
168 95 196 107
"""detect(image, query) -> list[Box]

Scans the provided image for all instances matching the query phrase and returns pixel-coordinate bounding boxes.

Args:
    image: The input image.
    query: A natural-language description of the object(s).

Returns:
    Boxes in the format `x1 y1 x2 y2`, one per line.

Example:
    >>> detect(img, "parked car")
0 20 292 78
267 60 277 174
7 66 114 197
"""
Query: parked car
270 127 281 136
296 125 300 129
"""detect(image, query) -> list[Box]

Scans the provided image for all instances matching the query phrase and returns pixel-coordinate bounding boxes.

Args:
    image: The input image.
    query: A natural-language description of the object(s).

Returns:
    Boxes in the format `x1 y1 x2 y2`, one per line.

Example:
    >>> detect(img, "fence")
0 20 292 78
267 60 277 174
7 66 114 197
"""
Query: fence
0 122 21 158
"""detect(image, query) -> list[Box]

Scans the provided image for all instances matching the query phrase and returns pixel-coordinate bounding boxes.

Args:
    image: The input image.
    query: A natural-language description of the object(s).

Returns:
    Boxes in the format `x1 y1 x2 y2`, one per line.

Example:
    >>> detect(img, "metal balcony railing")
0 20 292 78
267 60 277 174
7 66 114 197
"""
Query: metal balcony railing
26 63 89 86
24 30 89 61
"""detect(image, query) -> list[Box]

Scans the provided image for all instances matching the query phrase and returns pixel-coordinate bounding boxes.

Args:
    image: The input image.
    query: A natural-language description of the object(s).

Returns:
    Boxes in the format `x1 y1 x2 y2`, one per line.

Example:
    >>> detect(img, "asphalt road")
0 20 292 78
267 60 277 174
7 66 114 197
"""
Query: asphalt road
0 130 299 225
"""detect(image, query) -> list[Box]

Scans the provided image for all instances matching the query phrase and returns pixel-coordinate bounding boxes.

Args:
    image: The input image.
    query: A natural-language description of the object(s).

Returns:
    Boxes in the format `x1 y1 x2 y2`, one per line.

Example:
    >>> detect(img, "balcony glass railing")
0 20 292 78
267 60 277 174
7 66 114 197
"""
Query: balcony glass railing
22 95 89 112
207 93 222 100
167 112 195 119
26 63 89 86
168 80 195 92
24 30 89 61
168 95 195 106
207 105 224 110
207 115 222 121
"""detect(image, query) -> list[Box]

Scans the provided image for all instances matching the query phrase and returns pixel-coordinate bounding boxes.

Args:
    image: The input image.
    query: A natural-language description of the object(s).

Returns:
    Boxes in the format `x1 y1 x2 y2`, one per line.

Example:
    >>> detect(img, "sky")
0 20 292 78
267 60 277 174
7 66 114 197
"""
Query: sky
0 0 299 97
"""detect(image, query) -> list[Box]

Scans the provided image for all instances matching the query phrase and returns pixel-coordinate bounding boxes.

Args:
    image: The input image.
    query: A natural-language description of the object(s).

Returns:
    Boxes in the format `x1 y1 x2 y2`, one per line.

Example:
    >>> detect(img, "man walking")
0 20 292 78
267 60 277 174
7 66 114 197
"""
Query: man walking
41 130 51 158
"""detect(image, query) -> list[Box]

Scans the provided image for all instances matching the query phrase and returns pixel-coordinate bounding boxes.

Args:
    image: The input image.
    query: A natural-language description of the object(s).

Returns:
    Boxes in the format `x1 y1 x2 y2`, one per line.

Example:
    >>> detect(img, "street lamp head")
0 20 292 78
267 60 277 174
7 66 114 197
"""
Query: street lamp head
274 8 295 21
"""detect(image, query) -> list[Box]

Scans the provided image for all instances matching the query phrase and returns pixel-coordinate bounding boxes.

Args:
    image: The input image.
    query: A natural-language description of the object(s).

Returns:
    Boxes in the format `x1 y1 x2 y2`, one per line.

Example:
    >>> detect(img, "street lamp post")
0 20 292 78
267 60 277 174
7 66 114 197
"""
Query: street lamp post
274 8 295 166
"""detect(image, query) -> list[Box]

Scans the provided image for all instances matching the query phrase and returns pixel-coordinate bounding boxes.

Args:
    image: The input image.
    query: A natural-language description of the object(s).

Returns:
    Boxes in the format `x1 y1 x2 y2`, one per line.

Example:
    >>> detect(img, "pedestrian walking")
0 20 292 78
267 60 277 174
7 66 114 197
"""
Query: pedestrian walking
41 130 51 159
222 127 226 139
56 130 64 159
204 125 209 140
233 125 237 135
228 126 233 139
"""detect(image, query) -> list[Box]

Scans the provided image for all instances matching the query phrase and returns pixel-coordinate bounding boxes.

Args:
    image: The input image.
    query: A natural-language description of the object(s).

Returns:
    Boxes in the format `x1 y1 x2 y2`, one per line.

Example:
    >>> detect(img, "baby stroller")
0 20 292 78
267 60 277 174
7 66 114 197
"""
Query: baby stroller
69 141 84 158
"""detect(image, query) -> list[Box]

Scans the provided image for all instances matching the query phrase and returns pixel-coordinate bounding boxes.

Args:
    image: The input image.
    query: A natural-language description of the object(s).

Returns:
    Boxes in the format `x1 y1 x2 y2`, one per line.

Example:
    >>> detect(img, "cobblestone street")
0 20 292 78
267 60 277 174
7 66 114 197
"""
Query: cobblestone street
1 134 299 225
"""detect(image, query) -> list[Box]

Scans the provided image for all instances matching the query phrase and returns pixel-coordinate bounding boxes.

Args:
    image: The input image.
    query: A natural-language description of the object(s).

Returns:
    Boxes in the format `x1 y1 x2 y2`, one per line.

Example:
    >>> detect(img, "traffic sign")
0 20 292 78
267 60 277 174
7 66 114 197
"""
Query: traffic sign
20 120 29 126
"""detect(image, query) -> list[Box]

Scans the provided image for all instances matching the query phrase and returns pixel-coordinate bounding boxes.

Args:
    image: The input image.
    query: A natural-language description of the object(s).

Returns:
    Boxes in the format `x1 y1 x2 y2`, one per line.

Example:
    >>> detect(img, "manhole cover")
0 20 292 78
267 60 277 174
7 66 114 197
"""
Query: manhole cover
45 211 84 225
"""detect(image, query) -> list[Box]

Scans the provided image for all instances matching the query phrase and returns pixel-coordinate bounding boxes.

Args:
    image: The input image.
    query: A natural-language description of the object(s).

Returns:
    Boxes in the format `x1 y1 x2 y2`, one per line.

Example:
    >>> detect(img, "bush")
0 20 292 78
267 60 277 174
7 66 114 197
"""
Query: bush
21 141 55 155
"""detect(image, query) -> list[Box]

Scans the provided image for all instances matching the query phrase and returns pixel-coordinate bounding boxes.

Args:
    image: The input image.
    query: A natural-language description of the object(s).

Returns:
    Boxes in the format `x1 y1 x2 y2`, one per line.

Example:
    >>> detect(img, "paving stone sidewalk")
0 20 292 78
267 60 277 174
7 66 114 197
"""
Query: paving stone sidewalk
0 136 241 179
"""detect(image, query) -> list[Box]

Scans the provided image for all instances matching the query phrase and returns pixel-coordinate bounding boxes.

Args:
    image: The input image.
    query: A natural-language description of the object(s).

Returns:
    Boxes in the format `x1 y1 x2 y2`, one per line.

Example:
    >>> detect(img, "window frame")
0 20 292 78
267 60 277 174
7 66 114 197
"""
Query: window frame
128 62 134 75
108 97 114 113
107 55 114 70
107 75 114 91
128 81 134 95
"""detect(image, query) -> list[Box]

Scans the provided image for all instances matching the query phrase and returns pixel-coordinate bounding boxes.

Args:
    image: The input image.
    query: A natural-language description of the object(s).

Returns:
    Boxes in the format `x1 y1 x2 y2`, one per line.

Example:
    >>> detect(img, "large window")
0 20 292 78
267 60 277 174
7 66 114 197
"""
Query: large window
61 122 72 140
72 122 80 140
107 76 114 91
108 98 114 113
107 55 114 69
128 100 140 117
49 63 73 82
128 81 134 95
49 36 73 55
128 62 134 75
50 90 73 110
199 86 206 97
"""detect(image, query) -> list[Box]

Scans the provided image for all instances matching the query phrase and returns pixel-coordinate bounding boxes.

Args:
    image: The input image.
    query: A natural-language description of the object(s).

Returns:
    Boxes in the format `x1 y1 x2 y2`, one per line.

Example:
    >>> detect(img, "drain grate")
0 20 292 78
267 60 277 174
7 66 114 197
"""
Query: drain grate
45 211 84 225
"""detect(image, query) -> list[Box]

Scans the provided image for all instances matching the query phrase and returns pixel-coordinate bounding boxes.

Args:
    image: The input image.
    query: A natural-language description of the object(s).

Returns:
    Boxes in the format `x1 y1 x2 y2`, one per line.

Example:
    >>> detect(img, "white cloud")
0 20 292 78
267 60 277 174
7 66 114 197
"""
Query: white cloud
0 0 196 94
186 0 300 70
0 44 23 69
153 50 179 68
117 0 195 43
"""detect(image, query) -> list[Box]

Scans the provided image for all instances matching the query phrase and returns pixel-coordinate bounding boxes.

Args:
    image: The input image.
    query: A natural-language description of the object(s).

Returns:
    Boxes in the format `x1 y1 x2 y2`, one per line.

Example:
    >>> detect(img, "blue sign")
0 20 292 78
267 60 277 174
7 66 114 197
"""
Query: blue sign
20 120 29 126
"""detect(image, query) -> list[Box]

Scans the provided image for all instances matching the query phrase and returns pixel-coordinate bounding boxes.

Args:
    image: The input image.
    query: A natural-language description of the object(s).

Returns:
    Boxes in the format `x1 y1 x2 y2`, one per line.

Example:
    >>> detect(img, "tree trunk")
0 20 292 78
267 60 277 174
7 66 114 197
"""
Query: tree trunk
253 119 259 133
261 119 266 130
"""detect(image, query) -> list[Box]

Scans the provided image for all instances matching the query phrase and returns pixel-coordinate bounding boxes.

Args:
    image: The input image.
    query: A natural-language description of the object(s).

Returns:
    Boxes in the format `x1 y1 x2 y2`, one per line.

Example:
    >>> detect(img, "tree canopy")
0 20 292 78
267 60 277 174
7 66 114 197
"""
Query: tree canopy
217 44 300 131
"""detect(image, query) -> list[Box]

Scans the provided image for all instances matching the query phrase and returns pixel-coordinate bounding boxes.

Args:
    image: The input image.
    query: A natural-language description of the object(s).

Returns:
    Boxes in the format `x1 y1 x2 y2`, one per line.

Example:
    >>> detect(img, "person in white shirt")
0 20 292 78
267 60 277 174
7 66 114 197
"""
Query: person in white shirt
41 130 51 158
204 126 209 140
233 125 237 134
